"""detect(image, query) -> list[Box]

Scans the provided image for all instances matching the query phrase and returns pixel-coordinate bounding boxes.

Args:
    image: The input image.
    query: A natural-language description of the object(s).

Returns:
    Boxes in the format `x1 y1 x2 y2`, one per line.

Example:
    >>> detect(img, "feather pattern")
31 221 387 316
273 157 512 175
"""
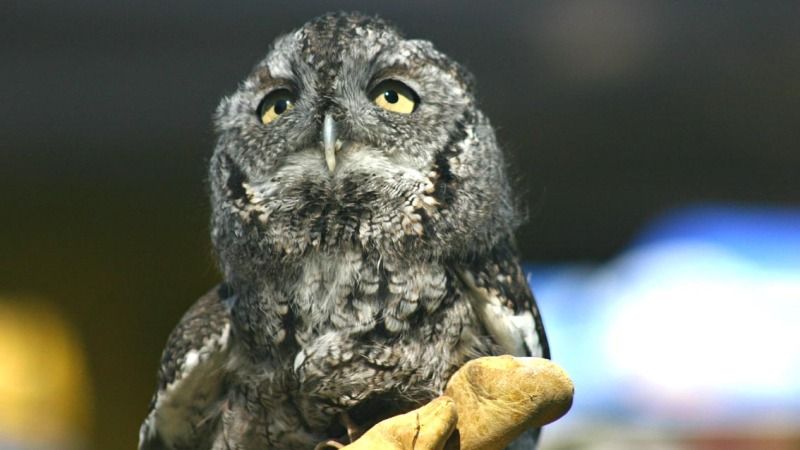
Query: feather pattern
140 12 549 449
139 286 233 450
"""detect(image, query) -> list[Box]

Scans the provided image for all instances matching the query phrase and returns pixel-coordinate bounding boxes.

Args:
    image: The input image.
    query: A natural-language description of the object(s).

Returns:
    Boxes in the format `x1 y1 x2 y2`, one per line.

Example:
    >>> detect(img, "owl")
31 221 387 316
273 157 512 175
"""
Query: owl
139 12 549 450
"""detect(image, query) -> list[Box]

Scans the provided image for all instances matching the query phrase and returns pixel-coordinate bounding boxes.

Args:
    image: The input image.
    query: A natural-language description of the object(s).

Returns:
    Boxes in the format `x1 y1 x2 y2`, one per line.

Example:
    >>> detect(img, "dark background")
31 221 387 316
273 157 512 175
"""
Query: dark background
2 1 799 448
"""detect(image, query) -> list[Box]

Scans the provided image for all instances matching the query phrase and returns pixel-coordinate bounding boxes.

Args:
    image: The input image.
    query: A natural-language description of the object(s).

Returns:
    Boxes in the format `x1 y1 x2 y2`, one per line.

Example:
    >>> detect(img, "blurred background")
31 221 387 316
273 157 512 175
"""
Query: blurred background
2 1 799 449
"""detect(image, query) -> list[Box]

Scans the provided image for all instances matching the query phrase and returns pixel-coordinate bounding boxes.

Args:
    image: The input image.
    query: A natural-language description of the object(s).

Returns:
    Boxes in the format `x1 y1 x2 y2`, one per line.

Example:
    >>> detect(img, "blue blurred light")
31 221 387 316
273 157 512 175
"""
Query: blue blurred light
631 203 800 268
526 204 800 430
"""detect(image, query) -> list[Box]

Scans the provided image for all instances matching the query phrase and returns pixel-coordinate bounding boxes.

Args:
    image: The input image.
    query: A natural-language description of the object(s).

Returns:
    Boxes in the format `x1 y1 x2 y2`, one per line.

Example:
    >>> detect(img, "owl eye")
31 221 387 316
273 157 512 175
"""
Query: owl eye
256 89 296 125
370 80 419 114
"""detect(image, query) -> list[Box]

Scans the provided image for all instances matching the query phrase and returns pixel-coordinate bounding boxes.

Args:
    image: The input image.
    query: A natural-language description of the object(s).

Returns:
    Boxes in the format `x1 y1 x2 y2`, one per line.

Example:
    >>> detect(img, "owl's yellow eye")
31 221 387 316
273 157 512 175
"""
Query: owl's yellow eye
370 80 418 114
257 89 295 125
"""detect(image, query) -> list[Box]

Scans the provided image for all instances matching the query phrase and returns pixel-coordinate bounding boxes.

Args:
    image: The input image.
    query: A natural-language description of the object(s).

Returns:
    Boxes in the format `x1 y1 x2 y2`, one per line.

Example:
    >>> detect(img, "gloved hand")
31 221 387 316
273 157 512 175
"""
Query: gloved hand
341 356 573 450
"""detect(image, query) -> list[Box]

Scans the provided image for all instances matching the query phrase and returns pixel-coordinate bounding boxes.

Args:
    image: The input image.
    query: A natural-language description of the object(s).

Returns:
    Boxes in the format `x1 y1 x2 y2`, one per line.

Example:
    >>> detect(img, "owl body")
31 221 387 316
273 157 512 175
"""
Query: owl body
217 252 496 448
140 12 548 450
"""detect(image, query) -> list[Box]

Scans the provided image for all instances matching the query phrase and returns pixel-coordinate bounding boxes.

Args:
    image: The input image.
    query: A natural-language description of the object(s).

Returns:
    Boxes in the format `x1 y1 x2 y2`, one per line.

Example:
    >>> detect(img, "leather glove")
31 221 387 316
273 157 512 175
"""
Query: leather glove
341 356 573 450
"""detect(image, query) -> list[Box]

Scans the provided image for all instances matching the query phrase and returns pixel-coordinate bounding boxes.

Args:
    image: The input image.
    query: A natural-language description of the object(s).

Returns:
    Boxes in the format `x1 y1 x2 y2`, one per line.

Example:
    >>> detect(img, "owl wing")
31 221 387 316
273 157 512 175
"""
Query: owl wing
457 240 550 359
138 284 234 450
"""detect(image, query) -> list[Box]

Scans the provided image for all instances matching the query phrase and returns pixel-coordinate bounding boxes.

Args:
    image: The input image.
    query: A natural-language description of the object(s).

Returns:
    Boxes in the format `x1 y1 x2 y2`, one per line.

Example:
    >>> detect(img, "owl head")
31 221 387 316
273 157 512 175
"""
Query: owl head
209 12 517 281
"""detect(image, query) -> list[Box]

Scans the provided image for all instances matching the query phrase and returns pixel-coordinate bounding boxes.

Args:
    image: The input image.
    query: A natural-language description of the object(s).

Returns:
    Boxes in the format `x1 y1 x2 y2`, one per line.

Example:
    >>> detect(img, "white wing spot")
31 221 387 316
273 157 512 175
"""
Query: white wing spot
459 270 530 356
184 350 200 371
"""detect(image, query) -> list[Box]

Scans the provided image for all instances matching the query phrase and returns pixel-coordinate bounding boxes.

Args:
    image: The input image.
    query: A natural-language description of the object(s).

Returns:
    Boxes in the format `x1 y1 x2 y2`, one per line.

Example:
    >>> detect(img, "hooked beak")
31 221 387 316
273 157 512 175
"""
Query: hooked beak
322 114 338 173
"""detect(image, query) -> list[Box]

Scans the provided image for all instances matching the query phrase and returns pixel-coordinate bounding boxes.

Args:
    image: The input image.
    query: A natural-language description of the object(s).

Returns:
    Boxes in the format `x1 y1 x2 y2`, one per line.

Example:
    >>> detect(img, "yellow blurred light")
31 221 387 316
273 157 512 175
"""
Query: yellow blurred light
0 297 93 448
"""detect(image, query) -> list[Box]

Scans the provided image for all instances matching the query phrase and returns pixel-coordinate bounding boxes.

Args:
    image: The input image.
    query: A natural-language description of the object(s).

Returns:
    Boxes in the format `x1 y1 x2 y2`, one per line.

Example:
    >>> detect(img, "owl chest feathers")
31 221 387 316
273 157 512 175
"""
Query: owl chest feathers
236 249 489 380
225 249 492 440
290 250 451 337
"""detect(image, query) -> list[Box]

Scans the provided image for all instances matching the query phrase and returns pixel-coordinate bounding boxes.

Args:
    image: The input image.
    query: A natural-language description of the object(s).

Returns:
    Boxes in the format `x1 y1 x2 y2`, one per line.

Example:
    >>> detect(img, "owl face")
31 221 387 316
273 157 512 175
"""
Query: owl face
210 13 515 275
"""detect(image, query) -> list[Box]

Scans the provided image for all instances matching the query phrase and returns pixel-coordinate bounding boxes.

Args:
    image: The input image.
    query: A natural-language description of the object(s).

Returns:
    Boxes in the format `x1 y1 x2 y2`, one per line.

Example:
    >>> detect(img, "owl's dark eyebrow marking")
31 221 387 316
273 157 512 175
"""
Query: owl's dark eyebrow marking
254 67 298 93
255 67 278 86
368 65 416 89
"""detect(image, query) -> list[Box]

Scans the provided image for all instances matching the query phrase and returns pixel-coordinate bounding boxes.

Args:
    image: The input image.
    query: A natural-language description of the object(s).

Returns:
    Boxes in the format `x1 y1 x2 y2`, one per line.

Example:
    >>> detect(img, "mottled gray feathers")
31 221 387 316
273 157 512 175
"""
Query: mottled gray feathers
141 11 548 450
140 286 233 450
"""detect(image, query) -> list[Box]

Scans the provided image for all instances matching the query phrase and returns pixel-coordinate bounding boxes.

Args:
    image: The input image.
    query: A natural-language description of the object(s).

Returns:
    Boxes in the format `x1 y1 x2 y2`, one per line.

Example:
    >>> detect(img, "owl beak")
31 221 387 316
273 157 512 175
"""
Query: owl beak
322 114 339 173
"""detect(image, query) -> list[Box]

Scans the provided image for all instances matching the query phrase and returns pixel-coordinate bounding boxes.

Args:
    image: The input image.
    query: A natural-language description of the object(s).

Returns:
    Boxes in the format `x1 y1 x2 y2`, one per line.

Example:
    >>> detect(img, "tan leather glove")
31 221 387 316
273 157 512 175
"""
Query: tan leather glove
342 356 573 450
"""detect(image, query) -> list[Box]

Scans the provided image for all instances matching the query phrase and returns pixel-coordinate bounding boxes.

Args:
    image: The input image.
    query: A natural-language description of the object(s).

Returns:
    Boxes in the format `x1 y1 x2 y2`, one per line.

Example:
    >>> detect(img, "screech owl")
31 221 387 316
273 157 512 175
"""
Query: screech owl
139 12 549 450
